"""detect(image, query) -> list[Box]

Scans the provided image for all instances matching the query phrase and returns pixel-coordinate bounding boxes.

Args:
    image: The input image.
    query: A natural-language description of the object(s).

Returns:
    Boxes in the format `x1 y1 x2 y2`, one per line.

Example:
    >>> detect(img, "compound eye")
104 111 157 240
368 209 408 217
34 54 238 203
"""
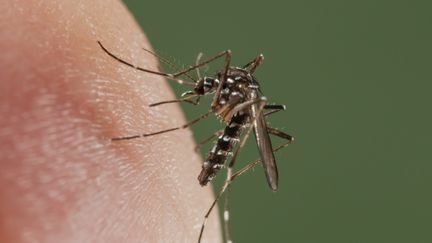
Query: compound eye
204 77 213 85
203 77 215 91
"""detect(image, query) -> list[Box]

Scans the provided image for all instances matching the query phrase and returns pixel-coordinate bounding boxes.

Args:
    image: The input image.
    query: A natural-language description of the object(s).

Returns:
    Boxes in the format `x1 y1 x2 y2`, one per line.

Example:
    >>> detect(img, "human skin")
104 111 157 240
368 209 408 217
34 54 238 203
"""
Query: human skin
0 0 221 242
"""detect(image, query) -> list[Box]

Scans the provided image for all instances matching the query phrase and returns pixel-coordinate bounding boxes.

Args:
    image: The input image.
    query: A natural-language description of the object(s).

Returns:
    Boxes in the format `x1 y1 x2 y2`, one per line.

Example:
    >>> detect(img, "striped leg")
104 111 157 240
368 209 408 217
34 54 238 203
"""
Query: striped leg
149 95 201 107
230 128 293 181
222 126 293 242
242 54 264 74
264 104 286 116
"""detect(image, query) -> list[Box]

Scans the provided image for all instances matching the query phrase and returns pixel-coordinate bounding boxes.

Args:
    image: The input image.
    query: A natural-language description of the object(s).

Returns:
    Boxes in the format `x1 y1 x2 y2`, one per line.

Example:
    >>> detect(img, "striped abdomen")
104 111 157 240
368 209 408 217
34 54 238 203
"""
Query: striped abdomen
198 112 248 186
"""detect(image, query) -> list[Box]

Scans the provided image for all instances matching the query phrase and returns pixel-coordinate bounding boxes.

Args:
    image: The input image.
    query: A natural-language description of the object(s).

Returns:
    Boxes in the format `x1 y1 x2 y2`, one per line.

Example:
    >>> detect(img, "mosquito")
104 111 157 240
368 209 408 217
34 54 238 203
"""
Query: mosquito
97 41 294 243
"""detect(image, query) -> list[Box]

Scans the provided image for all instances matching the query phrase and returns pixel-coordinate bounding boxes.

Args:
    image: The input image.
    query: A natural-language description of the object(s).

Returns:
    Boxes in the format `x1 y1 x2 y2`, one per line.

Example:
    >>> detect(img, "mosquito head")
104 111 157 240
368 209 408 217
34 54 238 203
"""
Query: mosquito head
194 77 219 95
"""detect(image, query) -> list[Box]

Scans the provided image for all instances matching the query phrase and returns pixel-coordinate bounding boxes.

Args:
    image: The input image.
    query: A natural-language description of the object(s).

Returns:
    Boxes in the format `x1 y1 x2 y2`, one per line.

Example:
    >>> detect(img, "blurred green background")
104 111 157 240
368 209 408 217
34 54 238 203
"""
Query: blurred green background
123 1 432 242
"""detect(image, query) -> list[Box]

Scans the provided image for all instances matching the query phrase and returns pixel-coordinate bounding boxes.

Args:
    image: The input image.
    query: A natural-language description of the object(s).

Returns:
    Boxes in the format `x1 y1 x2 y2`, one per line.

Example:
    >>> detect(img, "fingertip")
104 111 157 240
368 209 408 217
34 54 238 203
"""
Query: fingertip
0 1 221 242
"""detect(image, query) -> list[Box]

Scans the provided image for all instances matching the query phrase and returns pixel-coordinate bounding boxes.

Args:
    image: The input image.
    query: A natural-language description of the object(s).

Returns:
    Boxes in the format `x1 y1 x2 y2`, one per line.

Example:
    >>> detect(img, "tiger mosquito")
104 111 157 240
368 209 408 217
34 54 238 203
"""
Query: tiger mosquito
97 41 294 243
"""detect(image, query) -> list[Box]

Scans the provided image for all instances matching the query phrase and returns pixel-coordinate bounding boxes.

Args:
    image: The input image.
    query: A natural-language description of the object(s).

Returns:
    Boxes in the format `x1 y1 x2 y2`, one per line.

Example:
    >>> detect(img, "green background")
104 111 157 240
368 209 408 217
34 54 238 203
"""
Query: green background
123 1 432 242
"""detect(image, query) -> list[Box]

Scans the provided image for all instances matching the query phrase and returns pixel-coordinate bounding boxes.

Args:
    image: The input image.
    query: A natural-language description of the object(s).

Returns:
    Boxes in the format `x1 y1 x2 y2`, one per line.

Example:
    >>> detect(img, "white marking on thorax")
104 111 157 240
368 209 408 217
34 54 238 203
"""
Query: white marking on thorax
221 88 230 94
212 164 224 169
216 150 225 155
230 91 244 98
216 150 232 156
229 122 239 128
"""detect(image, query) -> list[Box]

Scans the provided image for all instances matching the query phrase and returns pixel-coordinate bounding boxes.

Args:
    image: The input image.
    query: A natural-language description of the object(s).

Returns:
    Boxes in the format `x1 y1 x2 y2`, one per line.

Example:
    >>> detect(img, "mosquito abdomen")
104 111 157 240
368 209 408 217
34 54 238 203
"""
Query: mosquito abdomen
198 112 248 186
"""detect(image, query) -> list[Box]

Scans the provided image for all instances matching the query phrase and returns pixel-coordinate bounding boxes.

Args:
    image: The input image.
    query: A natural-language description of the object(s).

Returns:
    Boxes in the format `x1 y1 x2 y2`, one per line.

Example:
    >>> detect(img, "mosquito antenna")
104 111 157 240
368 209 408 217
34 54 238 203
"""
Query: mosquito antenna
97 41 195 86
195 52 204 80
142 48 196 82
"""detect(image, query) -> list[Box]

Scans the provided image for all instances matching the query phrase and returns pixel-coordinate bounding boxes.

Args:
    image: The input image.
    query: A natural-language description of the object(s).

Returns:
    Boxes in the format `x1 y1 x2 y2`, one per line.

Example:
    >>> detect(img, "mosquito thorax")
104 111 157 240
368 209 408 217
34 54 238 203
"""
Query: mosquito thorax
218 68 260 91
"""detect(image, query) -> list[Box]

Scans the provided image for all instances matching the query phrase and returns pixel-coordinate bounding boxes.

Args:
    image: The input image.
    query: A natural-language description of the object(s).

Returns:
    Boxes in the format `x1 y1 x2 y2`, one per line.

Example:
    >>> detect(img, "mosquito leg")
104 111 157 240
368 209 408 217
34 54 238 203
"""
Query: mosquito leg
230 128 293 187
197 168 232 243
111 110 213 141
264 104 285 111
242 54 264 74
229 139 291 186
267 127 294 142
194 129 224 152
149 95 200 107
223 185 232 243
224 99 266 242
231 128 294 183
97 41 195 86
263 104 294 142
263 104 293 148
172 50 231 78
210 50 232 110
264 104 286 117
223 99 267 243
224 97 266 121
141 48 196 82
242 59 255 70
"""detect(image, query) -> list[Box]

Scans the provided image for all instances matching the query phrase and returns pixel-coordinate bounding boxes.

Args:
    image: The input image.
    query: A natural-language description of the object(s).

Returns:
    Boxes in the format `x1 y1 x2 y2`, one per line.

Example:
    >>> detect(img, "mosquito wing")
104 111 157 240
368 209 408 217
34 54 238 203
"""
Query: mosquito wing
251 103 278 191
